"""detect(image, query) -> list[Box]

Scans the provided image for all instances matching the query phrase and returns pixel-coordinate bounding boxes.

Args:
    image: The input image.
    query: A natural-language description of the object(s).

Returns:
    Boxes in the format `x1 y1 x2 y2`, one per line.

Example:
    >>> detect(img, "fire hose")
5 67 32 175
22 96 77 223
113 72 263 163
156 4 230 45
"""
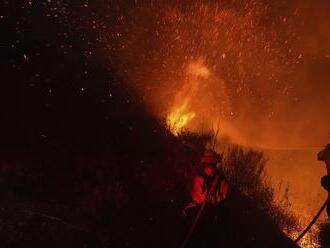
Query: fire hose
294 198 328 244
179 175 220 248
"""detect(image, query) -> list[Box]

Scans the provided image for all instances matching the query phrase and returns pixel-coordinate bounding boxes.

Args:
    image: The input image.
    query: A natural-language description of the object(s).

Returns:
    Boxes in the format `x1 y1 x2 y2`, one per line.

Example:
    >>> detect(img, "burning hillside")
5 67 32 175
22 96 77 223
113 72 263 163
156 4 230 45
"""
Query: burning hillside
96 1 330 246
100 0 330 149
2 1 330 248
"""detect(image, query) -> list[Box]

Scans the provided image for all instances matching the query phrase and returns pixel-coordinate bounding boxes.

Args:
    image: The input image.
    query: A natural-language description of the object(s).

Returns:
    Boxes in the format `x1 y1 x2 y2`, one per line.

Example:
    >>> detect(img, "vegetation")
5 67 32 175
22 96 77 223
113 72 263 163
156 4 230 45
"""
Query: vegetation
175 132 298 247
222 145 297 232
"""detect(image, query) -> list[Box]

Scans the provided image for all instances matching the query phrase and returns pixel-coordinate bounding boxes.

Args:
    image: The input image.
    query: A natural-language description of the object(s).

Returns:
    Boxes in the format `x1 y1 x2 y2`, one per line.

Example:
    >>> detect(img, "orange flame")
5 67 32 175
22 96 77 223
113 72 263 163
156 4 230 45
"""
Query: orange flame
166 59 211 135
167 99 195 135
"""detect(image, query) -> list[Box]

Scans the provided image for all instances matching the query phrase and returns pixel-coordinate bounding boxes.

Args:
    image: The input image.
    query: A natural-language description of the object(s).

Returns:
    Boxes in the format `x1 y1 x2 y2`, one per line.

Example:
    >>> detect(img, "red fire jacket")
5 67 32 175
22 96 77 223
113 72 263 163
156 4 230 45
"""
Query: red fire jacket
191 175 229 205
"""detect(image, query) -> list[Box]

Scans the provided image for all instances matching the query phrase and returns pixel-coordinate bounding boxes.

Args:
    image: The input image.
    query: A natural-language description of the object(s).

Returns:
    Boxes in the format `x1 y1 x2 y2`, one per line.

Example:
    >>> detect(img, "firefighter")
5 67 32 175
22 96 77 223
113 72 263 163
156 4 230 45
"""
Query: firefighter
318 143 330 217
191 150 229 206
183 150 230 247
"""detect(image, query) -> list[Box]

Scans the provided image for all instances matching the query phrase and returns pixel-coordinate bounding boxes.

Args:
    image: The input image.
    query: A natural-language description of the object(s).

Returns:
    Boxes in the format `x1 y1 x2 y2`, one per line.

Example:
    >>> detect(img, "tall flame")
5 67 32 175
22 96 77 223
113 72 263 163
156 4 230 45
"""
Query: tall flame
167 99 195 135
166 60 211 135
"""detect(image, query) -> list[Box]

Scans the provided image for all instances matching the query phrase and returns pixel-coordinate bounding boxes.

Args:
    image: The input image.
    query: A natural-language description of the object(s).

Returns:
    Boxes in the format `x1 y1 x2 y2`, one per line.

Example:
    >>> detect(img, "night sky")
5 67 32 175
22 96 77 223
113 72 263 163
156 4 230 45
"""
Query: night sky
2 1 138 155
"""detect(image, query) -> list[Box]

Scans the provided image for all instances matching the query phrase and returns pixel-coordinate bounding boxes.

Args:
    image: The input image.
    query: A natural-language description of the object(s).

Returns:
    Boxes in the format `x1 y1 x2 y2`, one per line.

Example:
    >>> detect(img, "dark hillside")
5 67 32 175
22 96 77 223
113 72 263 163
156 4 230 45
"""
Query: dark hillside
1 2 297 248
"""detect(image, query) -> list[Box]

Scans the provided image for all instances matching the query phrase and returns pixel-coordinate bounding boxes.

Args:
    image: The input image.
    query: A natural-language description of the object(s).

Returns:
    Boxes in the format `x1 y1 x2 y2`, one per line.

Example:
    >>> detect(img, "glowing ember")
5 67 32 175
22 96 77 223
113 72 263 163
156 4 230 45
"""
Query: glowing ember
286 228 319 248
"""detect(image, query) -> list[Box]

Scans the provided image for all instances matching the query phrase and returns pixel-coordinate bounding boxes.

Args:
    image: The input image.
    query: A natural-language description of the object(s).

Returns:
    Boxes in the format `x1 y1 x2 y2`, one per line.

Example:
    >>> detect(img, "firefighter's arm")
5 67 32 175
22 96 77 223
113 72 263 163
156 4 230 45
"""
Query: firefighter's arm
192 176 206 204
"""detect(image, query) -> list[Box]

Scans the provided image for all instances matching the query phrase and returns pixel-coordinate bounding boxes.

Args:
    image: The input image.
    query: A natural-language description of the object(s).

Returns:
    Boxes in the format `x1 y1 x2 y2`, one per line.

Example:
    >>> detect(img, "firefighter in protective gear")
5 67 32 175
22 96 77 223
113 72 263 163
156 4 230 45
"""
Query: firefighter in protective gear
318 144 330 217
191 150 229 205
183 150 230 247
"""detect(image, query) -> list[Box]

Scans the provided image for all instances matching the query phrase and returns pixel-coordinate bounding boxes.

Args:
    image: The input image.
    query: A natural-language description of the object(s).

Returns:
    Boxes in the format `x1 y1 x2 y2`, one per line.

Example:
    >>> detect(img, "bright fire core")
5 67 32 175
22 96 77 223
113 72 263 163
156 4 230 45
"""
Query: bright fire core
167 100 196 135
166 60 212 136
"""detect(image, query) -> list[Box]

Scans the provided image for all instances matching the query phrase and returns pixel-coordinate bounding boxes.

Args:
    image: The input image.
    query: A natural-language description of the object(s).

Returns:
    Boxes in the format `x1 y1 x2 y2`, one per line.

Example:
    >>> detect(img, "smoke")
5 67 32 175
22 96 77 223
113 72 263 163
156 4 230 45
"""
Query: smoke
100 0 330 148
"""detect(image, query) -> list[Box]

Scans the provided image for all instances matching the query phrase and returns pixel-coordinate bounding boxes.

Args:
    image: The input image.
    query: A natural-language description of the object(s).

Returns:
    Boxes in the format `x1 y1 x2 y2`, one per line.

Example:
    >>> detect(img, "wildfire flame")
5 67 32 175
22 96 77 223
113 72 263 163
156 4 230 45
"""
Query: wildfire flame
166 60 211 135
167 99 195 135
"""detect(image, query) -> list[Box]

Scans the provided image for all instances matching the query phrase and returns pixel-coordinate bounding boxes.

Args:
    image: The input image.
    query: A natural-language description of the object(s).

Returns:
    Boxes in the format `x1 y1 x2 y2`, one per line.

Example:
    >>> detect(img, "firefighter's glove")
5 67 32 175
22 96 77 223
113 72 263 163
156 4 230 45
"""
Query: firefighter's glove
321 175 330 191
